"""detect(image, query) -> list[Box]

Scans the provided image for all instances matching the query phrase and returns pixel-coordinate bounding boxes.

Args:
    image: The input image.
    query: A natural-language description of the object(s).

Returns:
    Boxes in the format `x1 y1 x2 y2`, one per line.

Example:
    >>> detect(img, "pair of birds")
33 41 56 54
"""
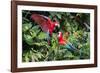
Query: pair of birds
31 14 77 52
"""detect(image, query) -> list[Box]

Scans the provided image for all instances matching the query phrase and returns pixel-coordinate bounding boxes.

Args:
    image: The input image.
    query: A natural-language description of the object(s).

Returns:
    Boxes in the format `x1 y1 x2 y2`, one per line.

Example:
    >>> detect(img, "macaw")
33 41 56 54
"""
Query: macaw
31 14 59 44
57 32 78 52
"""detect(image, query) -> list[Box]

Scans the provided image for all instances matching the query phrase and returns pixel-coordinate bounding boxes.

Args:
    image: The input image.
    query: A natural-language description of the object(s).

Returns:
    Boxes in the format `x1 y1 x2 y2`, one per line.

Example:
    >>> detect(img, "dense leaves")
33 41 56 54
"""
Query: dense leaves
22 10 90 62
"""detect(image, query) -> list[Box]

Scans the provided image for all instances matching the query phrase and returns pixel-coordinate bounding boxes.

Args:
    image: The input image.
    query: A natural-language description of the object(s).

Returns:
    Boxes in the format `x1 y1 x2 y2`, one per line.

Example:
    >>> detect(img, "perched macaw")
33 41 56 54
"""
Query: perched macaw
58 32 78 52
31 14 59 44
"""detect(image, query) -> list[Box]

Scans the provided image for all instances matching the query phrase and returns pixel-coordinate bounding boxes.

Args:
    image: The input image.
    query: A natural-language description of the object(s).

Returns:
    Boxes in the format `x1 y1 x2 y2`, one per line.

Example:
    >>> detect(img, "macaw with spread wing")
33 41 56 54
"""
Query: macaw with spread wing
31 14 59 44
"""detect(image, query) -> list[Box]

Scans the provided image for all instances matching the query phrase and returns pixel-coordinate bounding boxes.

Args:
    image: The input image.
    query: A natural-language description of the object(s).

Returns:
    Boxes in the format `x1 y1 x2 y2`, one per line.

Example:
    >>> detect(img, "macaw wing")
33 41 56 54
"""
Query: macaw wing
58 37 66 45
31 14 51 32
65 42 78 52
59 41 66 45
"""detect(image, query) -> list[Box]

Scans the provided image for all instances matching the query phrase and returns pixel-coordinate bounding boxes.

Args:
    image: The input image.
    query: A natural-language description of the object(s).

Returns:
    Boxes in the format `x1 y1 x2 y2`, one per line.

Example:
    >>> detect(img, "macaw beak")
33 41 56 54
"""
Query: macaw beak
53 23 60 33
55 23 60 28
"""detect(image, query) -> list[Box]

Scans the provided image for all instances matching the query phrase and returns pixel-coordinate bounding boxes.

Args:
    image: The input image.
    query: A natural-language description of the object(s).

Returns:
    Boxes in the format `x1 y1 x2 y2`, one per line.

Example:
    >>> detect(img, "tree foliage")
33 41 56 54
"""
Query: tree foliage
22 10 90 62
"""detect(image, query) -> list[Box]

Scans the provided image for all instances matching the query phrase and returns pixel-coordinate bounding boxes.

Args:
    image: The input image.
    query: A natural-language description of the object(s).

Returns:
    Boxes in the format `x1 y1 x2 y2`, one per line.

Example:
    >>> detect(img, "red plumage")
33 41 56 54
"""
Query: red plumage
31 14 59 35
58 32 66 45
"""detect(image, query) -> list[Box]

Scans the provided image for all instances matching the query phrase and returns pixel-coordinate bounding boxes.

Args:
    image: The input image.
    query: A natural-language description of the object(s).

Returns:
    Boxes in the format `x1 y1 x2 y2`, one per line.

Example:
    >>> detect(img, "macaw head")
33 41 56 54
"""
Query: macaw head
51 19 60 33
53 19 60 28
58 32 62 39
57 32 66 45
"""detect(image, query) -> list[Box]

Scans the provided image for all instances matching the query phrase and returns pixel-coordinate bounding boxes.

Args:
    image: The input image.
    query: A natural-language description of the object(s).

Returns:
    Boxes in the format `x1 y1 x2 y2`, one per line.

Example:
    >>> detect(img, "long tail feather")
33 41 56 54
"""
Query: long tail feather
65 42 78 52
46 30 51 45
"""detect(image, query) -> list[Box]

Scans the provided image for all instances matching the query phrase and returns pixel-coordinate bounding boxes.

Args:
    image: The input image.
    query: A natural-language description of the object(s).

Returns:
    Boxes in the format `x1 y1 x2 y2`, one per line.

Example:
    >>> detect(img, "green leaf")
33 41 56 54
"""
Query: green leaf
22 23 32 32
56 14 61 19
24 34 33 45
38 32 47 40
30 30 36 38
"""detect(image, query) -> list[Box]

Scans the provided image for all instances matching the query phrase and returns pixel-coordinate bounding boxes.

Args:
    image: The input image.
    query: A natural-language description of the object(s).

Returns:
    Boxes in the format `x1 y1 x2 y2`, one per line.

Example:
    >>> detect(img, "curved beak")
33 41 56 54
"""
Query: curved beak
55 23 60 28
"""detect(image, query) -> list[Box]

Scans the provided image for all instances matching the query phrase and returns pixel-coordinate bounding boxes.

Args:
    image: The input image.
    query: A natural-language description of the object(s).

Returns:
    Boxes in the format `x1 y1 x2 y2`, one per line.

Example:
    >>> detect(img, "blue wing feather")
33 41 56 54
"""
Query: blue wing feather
65 42 77 52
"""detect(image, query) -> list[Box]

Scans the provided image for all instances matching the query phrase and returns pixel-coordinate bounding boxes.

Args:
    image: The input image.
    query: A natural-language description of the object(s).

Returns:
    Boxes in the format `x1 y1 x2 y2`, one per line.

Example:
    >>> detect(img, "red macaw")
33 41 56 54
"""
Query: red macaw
31 14 59 44
58 32 78 52
57 32 66 45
